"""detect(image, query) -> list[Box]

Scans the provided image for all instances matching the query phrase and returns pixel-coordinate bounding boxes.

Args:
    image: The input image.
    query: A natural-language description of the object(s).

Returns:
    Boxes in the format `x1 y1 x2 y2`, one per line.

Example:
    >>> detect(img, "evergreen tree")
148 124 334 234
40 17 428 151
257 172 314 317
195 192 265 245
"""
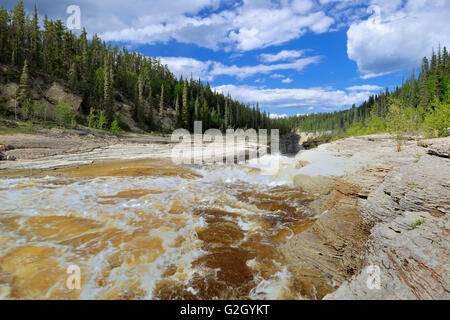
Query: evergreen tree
30 4 41 69
159 83 164 119
68 62 78 91
16 59 30 107
0 7 9 64
147 85 152 124
79 28 90 105
194 95 199 120
11 0 25 66
137 73 145 121
103 61 114 123
175 95 180 125
224 99 230 129
202 99 209 129
182 81 189 128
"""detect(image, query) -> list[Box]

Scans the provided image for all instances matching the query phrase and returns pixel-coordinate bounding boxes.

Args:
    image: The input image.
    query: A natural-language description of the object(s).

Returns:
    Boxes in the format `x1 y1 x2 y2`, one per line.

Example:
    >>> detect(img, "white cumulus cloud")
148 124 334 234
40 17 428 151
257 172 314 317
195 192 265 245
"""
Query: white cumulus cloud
29 0 335 52
347 0 450 78
213 84 380 110
260 50 305 63
158 55 321 81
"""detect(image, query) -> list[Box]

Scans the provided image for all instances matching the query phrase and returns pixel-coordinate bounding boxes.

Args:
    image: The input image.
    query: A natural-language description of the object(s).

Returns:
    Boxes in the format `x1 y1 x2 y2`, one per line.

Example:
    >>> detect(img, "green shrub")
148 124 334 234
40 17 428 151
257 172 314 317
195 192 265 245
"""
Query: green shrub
55 101 75 128
21 98 33 120
366 114 387 133
33 101 49 124
25 119 34 132
117 115 130 132
95 110 107 130
346 121 367 136
110 117 124 135
387 99 422 134
423 100 450 137
0 97 13 117
87 107 97 128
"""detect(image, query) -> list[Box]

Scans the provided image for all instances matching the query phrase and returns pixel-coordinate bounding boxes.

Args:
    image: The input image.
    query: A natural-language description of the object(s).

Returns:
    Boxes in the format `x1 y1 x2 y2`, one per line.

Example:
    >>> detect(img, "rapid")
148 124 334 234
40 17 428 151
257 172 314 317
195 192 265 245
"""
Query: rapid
0 155 319 300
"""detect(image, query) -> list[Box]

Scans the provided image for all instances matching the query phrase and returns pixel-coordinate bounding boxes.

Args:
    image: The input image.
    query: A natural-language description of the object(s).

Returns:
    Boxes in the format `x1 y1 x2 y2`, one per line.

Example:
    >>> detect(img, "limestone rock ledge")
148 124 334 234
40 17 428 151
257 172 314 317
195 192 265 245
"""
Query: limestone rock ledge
282 134 449 300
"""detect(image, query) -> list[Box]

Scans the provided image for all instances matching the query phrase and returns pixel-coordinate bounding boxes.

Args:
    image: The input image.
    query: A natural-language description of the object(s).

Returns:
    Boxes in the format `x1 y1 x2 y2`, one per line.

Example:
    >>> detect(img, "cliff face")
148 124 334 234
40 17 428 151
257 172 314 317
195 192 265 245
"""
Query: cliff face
282 135 449 299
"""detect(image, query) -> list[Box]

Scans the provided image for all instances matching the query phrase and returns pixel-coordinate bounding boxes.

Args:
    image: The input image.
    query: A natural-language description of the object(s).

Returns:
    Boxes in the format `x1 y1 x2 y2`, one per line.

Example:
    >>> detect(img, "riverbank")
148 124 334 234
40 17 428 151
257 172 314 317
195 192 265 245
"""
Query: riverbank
284 134 449 299
0 125 265 174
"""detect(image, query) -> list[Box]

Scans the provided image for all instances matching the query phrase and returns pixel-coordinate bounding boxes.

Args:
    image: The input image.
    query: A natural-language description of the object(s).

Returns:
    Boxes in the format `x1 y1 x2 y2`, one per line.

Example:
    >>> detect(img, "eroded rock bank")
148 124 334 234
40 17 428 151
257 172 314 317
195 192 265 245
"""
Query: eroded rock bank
0 128 264 173
282 134 449 299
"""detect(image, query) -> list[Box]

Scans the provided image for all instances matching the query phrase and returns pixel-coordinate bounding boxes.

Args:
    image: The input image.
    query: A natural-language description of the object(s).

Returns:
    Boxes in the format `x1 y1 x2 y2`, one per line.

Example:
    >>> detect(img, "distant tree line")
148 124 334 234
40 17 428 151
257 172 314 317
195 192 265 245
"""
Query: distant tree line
284 46 449 138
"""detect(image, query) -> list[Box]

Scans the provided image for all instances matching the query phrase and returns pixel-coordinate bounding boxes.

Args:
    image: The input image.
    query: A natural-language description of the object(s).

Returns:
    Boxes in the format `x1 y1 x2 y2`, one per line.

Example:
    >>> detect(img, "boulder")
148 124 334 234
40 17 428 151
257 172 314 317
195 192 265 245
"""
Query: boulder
418 137 449 158
293 174 335 195
295 160 309 169
45 82 82 113
115 103 142 133
1 82 18 99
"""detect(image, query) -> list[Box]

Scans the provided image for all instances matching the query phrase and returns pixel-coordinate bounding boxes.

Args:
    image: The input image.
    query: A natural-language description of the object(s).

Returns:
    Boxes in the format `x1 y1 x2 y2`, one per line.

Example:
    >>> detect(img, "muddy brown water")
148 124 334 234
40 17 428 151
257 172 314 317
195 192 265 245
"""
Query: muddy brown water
0 157 320 299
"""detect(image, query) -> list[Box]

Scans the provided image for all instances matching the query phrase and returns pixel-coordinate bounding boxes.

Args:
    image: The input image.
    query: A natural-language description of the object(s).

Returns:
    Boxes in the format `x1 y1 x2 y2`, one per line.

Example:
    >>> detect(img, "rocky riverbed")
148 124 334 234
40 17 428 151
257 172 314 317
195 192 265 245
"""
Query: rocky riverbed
285 134 449 299
0 130 448 300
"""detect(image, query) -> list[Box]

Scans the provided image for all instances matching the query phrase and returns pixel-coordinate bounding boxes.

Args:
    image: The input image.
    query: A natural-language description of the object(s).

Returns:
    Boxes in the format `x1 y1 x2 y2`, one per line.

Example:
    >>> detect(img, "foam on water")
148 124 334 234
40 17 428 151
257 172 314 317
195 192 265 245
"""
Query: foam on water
0 157 316 299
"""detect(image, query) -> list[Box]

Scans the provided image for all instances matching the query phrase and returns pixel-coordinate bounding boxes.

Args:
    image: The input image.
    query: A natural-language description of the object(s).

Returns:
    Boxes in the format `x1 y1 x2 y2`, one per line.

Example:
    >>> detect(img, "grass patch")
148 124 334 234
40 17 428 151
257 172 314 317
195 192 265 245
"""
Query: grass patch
25 120 34 133
413 154 421 163
412 218 425 228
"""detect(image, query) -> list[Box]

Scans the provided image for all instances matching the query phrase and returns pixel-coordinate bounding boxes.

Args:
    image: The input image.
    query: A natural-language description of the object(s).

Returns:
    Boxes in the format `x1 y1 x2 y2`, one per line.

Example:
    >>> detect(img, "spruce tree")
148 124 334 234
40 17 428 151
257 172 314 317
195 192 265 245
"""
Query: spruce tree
175 95 180 125
103 62 114 123
0 7 9 63
194 95 199 120
68 62 78 91
182 81 189 128
202 99 209 129
224 99 229 129
147 85 152 124
30 4 41 69
138 73 145 121
16 59 30 107
159 83 164 119
79 28 90 98
11 0 25 66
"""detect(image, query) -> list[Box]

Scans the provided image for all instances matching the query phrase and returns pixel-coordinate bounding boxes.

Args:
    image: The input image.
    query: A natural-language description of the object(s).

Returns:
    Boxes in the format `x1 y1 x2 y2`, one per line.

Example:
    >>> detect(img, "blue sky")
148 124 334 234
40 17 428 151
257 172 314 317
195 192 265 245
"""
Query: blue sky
4 0 450 117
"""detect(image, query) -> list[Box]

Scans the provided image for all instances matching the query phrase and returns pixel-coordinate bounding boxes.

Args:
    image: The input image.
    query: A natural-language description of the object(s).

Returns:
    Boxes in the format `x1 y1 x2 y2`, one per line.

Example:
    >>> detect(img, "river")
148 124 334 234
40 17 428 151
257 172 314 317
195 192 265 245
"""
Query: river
0 155 318 299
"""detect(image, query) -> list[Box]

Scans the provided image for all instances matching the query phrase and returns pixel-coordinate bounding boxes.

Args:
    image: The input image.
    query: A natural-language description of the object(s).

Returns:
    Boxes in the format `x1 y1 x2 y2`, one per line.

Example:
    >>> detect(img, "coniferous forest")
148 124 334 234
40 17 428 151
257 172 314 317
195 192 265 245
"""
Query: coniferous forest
0 1 280 134
286 47 450 138
0 0 449 138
